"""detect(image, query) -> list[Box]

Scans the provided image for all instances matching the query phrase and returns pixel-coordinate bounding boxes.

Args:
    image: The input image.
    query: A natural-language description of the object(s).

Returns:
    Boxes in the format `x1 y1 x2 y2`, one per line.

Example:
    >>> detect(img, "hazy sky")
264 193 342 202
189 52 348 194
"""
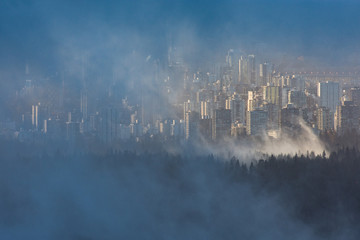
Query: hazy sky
1 0 360 82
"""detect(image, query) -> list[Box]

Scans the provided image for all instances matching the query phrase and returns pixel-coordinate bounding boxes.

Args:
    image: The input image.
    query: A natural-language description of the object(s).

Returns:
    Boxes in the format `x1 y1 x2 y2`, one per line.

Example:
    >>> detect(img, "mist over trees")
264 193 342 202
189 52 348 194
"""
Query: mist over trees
1 141 360 239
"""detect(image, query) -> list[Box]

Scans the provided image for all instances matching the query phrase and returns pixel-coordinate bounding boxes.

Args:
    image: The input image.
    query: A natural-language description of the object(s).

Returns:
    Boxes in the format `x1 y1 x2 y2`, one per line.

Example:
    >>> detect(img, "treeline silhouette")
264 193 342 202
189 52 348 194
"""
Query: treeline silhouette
226 148 360 238
1 139 360 239
65 148 360 238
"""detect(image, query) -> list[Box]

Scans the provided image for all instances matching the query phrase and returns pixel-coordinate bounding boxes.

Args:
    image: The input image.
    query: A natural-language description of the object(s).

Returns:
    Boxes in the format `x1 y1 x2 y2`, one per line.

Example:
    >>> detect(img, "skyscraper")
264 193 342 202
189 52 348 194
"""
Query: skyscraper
226 49 235 68
264 103 280 130
289 76 305 91
317 81 340 113
199 118 212 140
259 63 268 86
317 107 333 132
200 101 209 119
247 55 256 85
100 107 118 143
280 104 300 129
80 89 88 121
185 111 200 140
226 96 246 124
183 100 192 120
212 109 231 140
288 90 306 108
263 86 281 106
31 104 38 130
334 101 360 134
238 56 248 84
246 109 268 135
247 91 255 111
350 87 360 106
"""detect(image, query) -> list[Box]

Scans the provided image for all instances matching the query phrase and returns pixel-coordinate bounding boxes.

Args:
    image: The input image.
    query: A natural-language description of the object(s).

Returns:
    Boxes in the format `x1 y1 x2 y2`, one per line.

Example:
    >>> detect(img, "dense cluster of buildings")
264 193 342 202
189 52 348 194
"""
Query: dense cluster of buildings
1 49 360 145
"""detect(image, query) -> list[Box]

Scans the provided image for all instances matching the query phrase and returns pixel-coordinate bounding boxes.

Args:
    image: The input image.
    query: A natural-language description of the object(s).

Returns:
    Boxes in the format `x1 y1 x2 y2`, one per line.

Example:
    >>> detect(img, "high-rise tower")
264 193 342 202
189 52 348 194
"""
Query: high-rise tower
317 81 340 113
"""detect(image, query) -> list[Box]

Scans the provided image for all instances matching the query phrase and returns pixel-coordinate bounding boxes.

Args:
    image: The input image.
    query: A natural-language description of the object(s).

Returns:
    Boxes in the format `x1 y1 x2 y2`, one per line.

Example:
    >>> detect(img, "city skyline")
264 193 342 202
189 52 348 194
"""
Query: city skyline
1 1 360 239
2 44 360 158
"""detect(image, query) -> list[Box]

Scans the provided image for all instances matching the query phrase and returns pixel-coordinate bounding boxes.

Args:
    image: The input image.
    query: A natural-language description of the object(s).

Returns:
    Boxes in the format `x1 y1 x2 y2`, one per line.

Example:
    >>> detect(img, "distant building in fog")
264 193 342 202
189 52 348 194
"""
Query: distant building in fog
247 55 256 85
238 56 248 84
246 109 267 135
212 109 231 140
226 97 246 124
318 81 340 113
185 111 200 140
350 87 360 106
263 86 281 106
334 101 360 134
80 89 88 121
289 76 305 91
288 90 306 108
100 107 118 143
280 104 300 129
199 117 212 140
32 104 39 130
317 107 333 132
200 101 210 119
259 63 272 86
